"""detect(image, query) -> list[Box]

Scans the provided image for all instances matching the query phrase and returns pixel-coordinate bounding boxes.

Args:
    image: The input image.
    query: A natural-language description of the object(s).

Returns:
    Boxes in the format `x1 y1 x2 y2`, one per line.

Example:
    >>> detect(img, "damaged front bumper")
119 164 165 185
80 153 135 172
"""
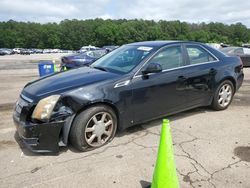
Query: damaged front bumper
13 114 66 153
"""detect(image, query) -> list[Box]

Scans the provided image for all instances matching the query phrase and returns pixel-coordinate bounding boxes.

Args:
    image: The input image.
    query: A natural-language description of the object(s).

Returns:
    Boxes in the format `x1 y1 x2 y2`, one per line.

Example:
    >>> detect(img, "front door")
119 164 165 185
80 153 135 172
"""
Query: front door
131 45 190 124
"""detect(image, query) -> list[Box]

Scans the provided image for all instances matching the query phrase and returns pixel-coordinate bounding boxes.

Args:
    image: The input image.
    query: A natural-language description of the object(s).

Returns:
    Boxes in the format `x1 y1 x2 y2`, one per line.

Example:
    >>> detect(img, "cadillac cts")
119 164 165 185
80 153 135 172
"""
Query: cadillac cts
13 41 244 153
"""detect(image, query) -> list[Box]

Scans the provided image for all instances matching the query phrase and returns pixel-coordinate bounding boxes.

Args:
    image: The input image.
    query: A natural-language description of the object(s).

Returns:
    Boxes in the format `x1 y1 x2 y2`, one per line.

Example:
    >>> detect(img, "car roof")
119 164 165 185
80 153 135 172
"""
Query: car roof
127 40 203 47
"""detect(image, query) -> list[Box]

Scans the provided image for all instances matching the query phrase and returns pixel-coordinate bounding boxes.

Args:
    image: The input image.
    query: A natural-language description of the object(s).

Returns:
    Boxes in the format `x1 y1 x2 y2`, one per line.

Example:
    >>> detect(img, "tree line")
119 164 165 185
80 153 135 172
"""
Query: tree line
0 19 249 50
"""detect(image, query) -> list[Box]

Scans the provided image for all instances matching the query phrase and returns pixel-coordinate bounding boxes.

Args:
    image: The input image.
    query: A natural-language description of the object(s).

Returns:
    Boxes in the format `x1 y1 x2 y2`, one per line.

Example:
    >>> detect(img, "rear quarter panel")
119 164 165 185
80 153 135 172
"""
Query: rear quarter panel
215 56 243 91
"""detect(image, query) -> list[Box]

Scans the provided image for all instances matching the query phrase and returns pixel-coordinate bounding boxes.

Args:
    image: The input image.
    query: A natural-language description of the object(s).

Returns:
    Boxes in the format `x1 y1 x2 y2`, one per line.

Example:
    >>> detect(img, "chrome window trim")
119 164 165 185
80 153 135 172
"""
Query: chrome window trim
20 94 33 103
133 43 219 79
133 60 218 78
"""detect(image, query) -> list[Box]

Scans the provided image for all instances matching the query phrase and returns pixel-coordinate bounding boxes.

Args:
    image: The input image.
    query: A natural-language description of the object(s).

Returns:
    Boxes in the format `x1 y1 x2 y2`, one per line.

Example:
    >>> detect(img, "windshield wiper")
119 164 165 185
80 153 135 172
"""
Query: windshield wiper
93 66 109 72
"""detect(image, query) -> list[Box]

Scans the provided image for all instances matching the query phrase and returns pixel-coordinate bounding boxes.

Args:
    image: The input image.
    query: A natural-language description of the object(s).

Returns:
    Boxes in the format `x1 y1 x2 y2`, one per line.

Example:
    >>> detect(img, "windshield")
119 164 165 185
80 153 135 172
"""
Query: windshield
90 45 156 74
86 50 107 58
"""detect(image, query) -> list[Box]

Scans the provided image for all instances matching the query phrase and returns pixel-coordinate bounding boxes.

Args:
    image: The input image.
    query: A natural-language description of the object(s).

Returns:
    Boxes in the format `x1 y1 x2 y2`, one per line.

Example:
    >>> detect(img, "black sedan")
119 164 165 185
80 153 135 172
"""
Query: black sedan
13 41 244 153
60 49 107 70
220 47 250 67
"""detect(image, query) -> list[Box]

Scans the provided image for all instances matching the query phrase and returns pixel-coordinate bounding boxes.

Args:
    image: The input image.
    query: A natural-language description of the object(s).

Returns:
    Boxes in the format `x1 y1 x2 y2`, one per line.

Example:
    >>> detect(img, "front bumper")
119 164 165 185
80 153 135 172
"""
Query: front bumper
13 114 65 153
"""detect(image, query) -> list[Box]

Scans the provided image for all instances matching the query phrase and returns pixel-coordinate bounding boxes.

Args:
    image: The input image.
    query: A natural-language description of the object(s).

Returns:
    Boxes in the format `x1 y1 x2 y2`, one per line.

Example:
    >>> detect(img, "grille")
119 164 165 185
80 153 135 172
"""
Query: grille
14 95 30 118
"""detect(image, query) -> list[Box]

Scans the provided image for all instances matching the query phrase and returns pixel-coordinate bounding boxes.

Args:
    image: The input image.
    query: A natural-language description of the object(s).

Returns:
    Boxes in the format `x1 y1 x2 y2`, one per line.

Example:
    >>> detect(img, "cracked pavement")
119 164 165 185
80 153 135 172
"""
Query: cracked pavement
0 55 250 188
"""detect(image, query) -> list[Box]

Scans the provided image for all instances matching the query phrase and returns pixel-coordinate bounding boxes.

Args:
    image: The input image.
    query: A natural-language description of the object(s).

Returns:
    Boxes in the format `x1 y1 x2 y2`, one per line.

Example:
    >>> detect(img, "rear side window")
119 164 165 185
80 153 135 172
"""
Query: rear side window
148 45 184 70
186 45 216 65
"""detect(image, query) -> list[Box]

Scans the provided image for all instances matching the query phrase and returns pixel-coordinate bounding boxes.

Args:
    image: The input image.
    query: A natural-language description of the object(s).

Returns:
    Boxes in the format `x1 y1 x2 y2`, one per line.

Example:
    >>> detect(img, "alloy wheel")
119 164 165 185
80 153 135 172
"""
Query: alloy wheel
218 83 233 108
84 112 114 147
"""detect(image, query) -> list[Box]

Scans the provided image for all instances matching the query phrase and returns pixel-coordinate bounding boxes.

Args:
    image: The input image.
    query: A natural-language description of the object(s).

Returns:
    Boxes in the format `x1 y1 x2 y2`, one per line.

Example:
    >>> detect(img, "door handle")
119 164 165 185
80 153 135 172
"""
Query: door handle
209 68 217 75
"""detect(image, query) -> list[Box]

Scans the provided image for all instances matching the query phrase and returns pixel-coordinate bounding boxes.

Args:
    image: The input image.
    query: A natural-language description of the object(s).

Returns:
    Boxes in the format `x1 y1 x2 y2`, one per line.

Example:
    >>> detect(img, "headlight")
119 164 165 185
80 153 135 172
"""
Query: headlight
32 95 60 121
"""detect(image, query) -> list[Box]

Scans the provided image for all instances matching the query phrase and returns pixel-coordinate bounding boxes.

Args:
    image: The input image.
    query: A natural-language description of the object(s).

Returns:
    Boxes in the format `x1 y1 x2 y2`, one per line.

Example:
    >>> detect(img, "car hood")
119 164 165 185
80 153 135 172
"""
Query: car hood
22 67 119 99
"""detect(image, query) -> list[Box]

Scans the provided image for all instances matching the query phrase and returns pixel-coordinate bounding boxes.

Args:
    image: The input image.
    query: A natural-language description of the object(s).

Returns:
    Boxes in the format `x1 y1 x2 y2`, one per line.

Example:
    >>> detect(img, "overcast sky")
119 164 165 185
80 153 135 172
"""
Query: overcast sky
0 0 250 27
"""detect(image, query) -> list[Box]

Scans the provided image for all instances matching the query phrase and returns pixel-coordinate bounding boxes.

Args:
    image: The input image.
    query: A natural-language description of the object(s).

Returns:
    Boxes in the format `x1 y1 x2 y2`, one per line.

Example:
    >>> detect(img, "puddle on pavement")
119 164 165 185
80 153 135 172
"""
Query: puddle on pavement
116 154 123 159
183 174 192 183
234 146 250 162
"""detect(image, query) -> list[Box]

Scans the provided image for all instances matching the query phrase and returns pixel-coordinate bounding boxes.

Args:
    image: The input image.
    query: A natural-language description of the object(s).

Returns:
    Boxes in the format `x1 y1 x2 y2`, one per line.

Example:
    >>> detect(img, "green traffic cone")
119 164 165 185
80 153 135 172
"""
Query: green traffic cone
151 119 179 188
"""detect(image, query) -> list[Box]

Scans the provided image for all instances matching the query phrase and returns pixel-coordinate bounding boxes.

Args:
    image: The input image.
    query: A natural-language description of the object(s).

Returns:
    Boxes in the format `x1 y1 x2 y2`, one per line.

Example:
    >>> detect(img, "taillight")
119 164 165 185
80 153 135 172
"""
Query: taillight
235 57 243 73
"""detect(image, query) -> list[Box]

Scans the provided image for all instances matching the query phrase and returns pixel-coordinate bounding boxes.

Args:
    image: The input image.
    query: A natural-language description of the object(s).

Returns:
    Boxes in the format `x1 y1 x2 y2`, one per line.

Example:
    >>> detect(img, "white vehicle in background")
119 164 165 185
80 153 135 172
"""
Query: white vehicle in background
79 45 99 53
51 49 61 53
242 44 250 48
206 43 230 50
13 48 22 54
206 43 222 49
43 49 52 53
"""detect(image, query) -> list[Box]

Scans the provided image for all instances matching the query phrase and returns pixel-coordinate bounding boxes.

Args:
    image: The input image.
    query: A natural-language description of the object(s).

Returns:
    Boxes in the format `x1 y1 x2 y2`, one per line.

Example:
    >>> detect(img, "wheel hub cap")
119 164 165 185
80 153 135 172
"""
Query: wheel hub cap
221 92 228 100
94 122 105 137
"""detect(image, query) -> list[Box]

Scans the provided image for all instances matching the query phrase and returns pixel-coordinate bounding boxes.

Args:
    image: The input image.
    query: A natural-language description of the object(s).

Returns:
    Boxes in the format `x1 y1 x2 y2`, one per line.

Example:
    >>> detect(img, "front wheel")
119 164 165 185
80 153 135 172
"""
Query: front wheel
69 105 117 151
211 80 234 110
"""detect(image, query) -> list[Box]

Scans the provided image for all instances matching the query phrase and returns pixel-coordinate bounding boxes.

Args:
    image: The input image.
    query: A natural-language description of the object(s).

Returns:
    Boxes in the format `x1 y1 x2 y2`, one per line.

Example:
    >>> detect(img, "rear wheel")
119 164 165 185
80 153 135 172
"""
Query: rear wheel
211 80 234 110
69 105 117 151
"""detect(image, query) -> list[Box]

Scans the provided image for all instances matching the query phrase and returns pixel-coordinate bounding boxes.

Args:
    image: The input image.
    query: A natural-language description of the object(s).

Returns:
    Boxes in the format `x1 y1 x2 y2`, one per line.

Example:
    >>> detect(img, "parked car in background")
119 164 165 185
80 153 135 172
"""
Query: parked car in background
0 48 8 55
61 49 107 70
20 49 31 55
242 44 250 48
0 48 14 55
30 48 43 54
206 43 230 50
102 45 119 52
13 48 23 54
220 47 250 67
78 45 99 53
43 49 52 53
0 49 5 56
13 41 244 153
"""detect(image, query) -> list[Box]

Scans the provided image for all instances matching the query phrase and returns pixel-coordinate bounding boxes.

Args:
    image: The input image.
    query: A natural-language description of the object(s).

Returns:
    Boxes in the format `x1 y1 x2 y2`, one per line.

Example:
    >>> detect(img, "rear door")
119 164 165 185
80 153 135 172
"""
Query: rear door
182 44 219 105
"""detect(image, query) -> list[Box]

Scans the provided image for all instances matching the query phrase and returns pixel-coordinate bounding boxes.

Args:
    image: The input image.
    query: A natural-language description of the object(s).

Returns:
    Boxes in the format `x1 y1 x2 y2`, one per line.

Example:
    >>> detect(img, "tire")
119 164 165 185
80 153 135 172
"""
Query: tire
69 105 117 152
211 80 235 110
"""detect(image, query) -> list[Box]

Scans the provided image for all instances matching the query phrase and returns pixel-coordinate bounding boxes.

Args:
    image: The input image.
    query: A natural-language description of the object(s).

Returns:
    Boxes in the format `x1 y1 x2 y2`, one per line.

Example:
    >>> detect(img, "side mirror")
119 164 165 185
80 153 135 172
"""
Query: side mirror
142 63 162 75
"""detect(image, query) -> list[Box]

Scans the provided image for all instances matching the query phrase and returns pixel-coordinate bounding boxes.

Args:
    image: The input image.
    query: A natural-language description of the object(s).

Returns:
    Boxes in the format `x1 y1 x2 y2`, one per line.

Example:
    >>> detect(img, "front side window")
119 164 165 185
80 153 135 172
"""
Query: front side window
147 45 184 70
186 45 216 65
87 50 106 58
